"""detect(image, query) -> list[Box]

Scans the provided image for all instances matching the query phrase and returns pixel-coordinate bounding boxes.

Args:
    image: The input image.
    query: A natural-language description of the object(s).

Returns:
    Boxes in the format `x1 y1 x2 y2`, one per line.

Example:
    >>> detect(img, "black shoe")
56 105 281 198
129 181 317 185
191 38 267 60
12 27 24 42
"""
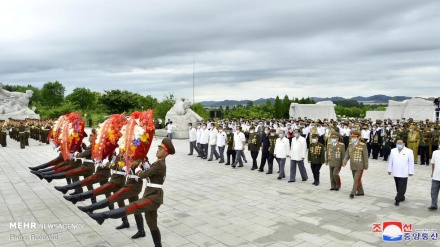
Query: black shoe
251 167 256 170
330 188 336 191
277 177 281 180
266 172 272 174
312 181 316 185
355 193 364 196
196 155 201 157
225 163 230 166
30 170 44 180
277 171 280 173
187 154 193 155
207 159 212 161
426 164 430 166
244 160 248 163
131 214 145 239
258 169 264 172
116 216 130 230
87 207 126 225
302 178 308 181
395 200 400 206
288 180 295 183
335 188 339 191
349 194 354 199
315 182 319 186
238 165 243 167
78 198 109 213
54 186 68 194
231 165 236 169
428 206 438 211
219 161 224 163
151 229 162 247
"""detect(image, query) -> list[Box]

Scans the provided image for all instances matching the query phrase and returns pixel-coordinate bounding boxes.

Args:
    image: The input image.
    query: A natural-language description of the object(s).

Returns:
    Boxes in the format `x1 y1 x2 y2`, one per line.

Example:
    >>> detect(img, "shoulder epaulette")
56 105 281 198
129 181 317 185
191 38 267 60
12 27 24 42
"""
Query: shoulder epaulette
359 142 365 145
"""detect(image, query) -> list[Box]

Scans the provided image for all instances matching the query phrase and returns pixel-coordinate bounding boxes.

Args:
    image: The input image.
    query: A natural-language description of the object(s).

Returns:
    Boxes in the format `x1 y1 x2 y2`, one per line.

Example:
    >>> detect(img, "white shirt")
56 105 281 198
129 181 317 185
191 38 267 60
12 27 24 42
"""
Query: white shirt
196 127 202 143
361 129 370 141
217 131 226 147
431 150 440 181
388 147 415 178
233 132 246 150
290 136 307 161
166 124 175 133
209 128 218 145
200 128 210 144
274 137 290 159
189 127 197 142
317 126 325 136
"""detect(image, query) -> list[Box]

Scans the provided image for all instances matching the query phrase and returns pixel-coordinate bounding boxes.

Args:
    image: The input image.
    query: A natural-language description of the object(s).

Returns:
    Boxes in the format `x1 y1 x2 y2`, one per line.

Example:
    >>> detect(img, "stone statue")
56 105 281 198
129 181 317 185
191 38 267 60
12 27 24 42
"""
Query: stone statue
164 100 203 139
0 83 40 120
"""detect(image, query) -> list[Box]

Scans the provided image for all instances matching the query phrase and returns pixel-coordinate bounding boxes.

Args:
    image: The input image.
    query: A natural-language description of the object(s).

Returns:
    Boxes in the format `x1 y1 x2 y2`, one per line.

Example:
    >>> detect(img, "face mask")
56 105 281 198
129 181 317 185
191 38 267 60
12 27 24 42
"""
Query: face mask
396 144 403 150
189 126 192 129
294 133 298 137
264 130 269 134
236 130 240 133
331 139 337 143
431 128 434 131
312 139 317 143
278 134 283 138
250 130 254 134
351 138 358 143
202 126 206 129
226 132 230 135
219 129 223 132
270 133 276 136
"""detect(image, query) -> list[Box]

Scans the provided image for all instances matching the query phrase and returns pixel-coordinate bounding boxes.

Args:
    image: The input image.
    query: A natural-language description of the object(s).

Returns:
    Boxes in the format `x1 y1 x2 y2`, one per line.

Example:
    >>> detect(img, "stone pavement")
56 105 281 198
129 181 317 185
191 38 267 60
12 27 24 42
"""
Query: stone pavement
0 135 440 247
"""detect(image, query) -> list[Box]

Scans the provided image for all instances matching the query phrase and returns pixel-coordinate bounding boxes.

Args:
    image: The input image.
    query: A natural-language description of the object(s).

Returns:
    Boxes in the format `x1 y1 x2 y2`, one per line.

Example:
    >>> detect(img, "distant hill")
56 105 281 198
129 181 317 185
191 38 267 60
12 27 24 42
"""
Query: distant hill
200 95 412 107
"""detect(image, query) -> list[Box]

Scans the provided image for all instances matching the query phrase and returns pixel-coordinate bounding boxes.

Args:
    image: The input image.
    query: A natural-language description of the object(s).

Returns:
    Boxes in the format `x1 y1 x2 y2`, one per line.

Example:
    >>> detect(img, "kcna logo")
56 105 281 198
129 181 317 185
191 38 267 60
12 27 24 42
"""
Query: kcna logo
372 222 438 242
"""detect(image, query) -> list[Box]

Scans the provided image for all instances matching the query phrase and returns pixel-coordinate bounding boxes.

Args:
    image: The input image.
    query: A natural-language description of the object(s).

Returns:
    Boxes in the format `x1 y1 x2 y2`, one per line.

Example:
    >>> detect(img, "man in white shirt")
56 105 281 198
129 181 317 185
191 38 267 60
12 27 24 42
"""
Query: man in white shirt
196 123 202 157
388 139 414 206
429 148 440 210
217 125 227 163
208 123 220 161
231 127 246 168
166 121 176 141
361 125 371 156
200 123 210 159
289 129 308 182
188 123 199 156
274 130 290 180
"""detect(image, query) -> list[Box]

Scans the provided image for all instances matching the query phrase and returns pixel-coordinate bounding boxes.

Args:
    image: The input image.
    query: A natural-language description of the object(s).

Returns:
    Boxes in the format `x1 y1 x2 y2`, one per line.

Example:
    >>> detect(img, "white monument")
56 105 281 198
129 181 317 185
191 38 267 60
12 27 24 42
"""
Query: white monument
0 83 40 120
383 98 435 121
289 101 337 120
365 111 385 121
163 99 203 139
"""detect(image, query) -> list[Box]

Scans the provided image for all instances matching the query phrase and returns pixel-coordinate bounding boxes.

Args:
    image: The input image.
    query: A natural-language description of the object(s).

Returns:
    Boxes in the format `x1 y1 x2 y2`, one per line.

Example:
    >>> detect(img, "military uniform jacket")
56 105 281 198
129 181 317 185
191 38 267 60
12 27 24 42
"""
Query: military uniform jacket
107 160 127 188
344 142 368 171
369 130 382 145
268 135 277 154
407 131 420 145
308 143 325 164
226 133 234 151
392 130 402 141
248 133 261 151
419 131 432 146
261 133 270 153
137 159 166 204
326 142 345 167
432 131 440 146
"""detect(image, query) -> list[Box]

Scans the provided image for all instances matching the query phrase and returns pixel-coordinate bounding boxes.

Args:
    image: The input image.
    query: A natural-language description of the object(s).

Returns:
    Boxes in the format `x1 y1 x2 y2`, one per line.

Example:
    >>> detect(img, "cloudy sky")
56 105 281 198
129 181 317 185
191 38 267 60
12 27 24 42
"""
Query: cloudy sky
1 0 440 102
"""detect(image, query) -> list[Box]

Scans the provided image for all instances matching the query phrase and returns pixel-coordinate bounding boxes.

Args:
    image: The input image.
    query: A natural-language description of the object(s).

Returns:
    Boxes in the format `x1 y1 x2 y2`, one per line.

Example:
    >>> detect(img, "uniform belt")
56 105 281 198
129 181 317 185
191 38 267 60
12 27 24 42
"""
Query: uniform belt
147 183 163 188
113 171 126 175
128 175 139 179
19 132 25 134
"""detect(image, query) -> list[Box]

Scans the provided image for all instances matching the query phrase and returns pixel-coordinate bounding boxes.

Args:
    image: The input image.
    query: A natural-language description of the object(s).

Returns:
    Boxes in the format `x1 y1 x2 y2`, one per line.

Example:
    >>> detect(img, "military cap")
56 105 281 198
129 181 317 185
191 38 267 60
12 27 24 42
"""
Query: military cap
249 126 255 130
270 129 276 133
330 131 341 138
91 128 96 133
311 133 319 138
350 130 361 137
159 138 175 155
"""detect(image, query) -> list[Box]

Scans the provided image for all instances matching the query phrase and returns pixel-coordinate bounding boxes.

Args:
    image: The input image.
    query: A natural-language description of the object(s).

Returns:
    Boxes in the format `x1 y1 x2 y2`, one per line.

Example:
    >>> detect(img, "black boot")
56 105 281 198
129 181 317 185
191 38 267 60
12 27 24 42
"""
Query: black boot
43 172 66 183
69 186 82 196
116 215 130 230
131 214 145 238
108 203 114 210
30 170 44 180
87 207 126 225
66 177 72 184
78 198 109 213
54 181 81 194
64 190 93 204
40 170 56 176
29 163 49 171
151 229 162 247
91 196 97 204
37 167 55 173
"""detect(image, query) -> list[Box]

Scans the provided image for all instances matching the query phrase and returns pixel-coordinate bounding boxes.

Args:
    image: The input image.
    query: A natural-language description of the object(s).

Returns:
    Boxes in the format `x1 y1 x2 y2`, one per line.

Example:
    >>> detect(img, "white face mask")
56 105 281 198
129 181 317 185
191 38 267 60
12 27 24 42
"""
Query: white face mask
351 138 358 143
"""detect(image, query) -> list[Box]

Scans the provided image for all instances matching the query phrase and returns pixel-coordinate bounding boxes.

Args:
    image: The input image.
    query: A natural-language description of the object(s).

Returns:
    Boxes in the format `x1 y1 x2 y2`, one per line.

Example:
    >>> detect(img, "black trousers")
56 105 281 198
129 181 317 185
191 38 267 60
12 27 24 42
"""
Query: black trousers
343 137 349 150
259 152 269 170
371 143 380 159
420 146 429 164
431 146 438 158
250 151 259 168
311 163 322 182
382 147 390 161
226 150 236 164
200 144 208 158
394 177 408 202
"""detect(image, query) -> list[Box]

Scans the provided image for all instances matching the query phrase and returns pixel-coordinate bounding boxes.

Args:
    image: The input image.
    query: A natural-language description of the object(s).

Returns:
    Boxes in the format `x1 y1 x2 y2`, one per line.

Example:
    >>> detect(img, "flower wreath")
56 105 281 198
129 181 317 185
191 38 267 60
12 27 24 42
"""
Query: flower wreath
49 115 68 146
60 112 85 160
117 110 155 172
92 114 127 162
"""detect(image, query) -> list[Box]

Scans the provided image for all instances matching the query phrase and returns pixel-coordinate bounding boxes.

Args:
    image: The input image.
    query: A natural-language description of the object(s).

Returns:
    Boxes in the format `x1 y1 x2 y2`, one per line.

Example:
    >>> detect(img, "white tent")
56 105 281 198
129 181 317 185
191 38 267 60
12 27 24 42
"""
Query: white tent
289 101 337 120
383 98 435 121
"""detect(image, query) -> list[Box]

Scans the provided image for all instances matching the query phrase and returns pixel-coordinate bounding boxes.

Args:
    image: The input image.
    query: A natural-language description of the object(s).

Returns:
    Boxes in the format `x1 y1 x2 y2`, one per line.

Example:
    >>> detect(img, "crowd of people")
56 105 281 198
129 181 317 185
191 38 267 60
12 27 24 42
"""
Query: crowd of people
0 118 52 148
185 117 440 208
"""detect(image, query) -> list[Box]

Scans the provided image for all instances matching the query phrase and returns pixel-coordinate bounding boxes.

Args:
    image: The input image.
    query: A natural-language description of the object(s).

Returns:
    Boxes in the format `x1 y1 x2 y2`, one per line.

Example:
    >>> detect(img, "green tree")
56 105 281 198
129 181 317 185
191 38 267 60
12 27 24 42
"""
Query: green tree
65 87 96 111
100 90 140 114
40 81 65 107
282 95 291 118
274 96 282 118
190 103 209 119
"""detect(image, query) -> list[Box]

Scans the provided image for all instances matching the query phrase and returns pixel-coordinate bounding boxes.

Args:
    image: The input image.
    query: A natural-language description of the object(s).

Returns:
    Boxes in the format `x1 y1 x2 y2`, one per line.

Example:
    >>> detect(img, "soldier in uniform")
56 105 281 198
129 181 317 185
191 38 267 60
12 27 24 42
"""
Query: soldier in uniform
24 119 30 146
1 120 8 147
419 125 432 165
308 134 325 186
343 131 368 199
431 125 440 158
407 126 420 164
225 128 236 166
325 132 345 191
248 126 261 170
87 138 175 247
18 121 26 149
265 129 277 174
381 130 393 161
258 127 270 172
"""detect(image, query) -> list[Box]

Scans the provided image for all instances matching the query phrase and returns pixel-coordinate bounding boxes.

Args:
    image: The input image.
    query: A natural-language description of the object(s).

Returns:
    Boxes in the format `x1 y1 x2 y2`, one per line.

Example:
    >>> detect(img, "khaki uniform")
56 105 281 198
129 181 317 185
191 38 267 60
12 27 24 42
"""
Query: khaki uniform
1 123 8 147
407 131 420 163
344 142 368 195
326 142 346 189
18 124 26 149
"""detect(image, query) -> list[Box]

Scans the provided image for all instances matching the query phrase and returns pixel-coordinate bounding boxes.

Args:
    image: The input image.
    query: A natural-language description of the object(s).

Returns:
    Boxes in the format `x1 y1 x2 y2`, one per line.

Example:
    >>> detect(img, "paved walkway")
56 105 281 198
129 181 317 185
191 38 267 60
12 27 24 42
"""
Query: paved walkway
0 135 439 246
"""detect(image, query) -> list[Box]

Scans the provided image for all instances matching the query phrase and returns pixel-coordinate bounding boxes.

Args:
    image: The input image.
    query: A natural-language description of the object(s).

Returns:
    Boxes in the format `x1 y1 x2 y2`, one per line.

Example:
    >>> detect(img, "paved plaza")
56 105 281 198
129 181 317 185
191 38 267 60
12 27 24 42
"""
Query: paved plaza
1 134 440 247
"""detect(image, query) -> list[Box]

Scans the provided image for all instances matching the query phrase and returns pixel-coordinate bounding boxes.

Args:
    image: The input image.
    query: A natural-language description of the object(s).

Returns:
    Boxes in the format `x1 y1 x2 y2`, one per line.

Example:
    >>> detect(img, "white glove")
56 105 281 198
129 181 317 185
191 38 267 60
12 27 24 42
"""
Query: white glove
142 161 150 170
121 166 126 172
102 158 109 166
111 155 116 163
73 151 79 157
134 167 142 174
